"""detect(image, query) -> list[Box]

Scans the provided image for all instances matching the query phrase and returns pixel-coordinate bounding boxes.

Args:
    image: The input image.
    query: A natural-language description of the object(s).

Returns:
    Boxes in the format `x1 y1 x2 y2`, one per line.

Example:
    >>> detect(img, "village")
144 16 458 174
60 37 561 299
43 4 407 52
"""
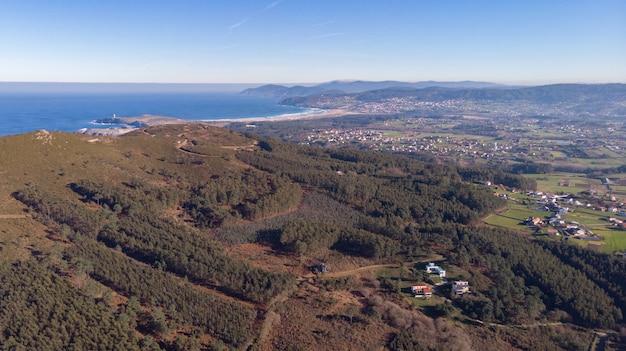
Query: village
521 189 626 238
524 191 600 240
297 112 626 170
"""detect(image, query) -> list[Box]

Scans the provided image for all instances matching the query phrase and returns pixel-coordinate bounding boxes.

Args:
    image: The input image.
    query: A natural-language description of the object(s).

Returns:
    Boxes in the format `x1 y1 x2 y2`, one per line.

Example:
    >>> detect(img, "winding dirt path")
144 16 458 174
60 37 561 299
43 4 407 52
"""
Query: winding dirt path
312 254 444 279
247 254 444 348
0 214 29 219
298 263 401 281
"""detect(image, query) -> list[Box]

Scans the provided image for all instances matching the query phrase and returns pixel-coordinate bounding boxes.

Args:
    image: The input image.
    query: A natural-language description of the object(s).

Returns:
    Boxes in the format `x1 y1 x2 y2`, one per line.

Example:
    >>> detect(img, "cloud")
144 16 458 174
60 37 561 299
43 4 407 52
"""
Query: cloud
264 0 283 10
228 19 248 34
228 0 283 33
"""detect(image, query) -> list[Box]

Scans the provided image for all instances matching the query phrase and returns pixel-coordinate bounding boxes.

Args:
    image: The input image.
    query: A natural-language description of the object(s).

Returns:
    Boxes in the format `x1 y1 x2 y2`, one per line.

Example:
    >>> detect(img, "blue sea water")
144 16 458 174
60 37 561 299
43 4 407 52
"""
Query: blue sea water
0 92 317 136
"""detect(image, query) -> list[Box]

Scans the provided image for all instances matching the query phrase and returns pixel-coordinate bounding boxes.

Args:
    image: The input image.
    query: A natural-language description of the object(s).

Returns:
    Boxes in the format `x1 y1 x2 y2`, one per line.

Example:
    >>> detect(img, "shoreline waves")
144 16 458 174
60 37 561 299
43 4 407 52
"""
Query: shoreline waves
76 109 350 136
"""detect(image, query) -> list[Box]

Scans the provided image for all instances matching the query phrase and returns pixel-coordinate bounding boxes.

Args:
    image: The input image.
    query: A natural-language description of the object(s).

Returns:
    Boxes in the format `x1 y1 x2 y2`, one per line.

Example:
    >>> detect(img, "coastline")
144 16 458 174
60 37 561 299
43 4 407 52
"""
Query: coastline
76 109 351 136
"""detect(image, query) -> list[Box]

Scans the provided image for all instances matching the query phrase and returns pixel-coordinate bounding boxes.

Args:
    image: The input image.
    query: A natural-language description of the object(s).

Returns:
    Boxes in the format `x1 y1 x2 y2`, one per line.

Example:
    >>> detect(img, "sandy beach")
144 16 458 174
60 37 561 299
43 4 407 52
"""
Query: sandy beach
76 109 351 136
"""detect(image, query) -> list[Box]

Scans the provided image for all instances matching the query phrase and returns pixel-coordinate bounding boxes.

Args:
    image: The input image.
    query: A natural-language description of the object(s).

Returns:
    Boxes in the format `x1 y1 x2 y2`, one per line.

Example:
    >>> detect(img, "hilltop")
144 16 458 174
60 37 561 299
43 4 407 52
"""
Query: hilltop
0 124 624 350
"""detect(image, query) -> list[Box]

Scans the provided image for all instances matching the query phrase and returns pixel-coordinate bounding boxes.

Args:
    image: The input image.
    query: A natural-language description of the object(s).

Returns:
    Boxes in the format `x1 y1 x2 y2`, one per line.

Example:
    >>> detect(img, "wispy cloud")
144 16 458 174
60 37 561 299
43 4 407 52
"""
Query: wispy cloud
309 32 345 40
264 0 283 10
288 48 370 59
228 19 249 34
228 0 283 33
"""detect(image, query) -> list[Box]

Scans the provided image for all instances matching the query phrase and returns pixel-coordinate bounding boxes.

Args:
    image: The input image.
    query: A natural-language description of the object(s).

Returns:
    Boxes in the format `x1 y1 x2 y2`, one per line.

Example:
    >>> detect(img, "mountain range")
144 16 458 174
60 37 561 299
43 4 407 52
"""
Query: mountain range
272 83 626 118
240 80 506 98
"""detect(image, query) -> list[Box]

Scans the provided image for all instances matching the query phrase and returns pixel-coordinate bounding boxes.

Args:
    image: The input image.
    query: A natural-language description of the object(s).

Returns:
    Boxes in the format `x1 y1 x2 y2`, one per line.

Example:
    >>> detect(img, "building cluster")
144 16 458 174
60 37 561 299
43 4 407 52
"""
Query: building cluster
411 263 470 298
523 191 626 240
607 217 626 230
352 98 471 115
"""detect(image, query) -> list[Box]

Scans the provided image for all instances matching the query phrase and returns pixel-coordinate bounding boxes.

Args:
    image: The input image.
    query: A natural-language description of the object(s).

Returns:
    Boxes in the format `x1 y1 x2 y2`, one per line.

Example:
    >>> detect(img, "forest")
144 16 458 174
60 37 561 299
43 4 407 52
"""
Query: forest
1 124 623 350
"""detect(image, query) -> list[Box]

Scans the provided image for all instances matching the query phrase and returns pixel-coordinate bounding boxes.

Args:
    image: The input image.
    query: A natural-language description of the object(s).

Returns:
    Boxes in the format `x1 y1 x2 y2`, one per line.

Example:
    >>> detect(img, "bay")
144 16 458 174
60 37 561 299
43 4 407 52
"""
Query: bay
0 92 314 136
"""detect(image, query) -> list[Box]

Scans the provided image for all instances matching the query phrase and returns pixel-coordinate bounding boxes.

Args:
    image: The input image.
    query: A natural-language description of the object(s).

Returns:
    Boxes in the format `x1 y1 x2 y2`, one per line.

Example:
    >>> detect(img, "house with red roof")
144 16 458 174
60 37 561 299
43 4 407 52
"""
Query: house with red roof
411 284 432 298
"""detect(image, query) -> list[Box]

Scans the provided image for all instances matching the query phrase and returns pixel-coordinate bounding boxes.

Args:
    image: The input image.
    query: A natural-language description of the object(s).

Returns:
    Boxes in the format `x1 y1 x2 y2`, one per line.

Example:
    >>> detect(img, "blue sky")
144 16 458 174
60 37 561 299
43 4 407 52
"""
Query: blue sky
1 0 624 84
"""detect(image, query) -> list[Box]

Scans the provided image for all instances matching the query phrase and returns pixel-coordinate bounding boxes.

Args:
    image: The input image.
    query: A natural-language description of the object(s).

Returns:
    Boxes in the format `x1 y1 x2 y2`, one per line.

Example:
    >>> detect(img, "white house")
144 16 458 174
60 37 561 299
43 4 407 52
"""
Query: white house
426 262 446 278
452 281 470 295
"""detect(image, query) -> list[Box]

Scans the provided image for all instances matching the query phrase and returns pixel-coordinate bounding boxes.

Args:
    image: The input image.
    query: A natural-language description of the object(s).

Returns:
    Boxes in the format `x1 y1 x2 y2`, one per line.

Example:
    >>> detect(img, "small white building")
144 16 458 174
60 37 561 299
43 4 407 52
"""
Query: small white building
452 281 470 295
426 262 446 278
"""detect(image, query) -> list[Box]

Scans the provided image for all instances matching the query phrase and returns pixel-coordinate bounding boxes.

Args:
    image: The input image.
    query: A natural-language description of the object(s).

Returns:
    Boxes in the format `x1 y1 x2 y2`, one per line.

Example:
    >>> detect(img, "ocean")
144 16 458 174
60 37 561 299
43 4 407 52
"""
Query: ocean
0 91 317 137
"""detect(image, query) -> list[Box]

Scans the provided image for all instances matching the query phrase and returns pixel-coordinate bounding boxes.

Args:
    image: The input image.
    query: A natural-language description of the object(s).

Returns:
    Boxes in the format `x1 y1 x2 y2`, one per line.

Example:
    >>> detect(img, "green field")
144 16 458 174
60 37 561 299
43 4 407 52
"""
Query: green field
593 228 626 253
484 201 546 231
566 208 609 225
378 130 407 138
529 173 608 194
570 157 625 168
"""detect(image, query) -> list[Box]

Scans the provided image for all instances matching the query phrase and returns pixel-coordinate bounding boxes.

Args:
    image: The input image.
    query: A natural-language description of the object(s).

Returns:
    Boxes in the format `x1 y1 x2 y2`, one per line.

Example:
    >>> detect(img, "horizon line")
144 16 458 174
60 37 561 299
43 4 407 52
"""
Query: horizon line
1 80 625 88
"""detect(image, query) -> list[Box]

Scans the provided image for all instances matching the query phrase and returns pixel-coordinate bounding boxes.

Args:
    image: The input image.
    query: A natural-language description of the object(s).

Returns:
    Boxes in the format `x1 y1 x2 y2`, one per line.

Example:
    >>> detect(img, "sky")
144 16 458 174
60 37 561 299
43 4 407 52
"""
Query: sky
0 0 624 85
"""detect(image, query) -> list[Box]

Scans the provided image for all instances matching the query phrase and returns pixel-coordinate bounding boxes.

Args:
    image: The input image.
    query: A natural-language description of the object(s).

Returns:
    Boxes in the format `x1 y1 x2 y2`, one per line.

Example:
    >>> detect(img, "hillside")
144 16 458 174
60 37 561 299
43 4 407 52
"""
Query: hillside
0 124 624 350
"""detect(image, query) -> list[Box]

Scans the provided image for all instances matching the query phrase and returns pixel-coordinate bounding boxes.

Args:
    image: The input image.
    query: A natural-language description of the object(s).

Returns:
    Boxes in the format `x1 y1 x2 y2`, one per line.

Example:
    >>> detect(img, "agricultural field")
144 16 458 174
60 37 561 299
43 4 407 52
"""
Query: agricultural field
484 202 546 231
593 228 626 253
570 157 626 168
530 173 606 194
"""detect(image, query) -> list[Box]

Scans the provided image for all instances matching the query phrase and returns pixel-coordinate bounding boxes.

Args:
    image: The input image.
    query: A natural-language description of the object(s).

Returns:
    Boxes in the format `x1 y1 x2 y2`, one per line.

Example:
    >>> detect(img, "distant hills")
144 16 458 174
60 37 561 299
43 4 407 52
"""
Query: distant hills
281 83 626 104
274 83 626 118
240 80 506 98
241 81 626 110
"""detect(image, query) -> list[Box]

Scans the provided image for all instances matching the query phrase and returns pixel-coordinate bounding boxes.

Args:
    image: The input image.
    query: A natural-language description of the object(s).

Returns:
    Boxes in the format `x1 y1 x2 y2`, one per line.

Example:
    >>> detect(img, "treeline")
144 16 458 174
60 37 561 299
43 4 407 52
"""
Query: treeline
0 260 142 351
184 170 303 226
15 185 295 304
70 179 296 303
279 220 400 258
504 162 554 175
540 242 626 320
237 137 506 228
431 225 622 328
73 170 304 228
212 191 365 245
70 178 183 216
458 167 537 190
583 163 626 176
451 122 499 137
64 241 256 347
241 182 302 220
98 212 294 303
14 186 106 239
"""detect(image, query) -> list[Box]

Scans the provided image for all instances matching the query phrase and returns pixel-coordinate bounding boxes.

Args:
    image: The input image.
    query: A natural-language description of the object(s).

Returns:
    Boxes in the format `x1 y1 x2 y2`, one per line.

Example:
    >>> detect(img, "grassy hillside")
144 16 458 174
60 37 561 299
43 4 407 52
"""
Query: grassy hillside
0 125 248 260
0 124 622 350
